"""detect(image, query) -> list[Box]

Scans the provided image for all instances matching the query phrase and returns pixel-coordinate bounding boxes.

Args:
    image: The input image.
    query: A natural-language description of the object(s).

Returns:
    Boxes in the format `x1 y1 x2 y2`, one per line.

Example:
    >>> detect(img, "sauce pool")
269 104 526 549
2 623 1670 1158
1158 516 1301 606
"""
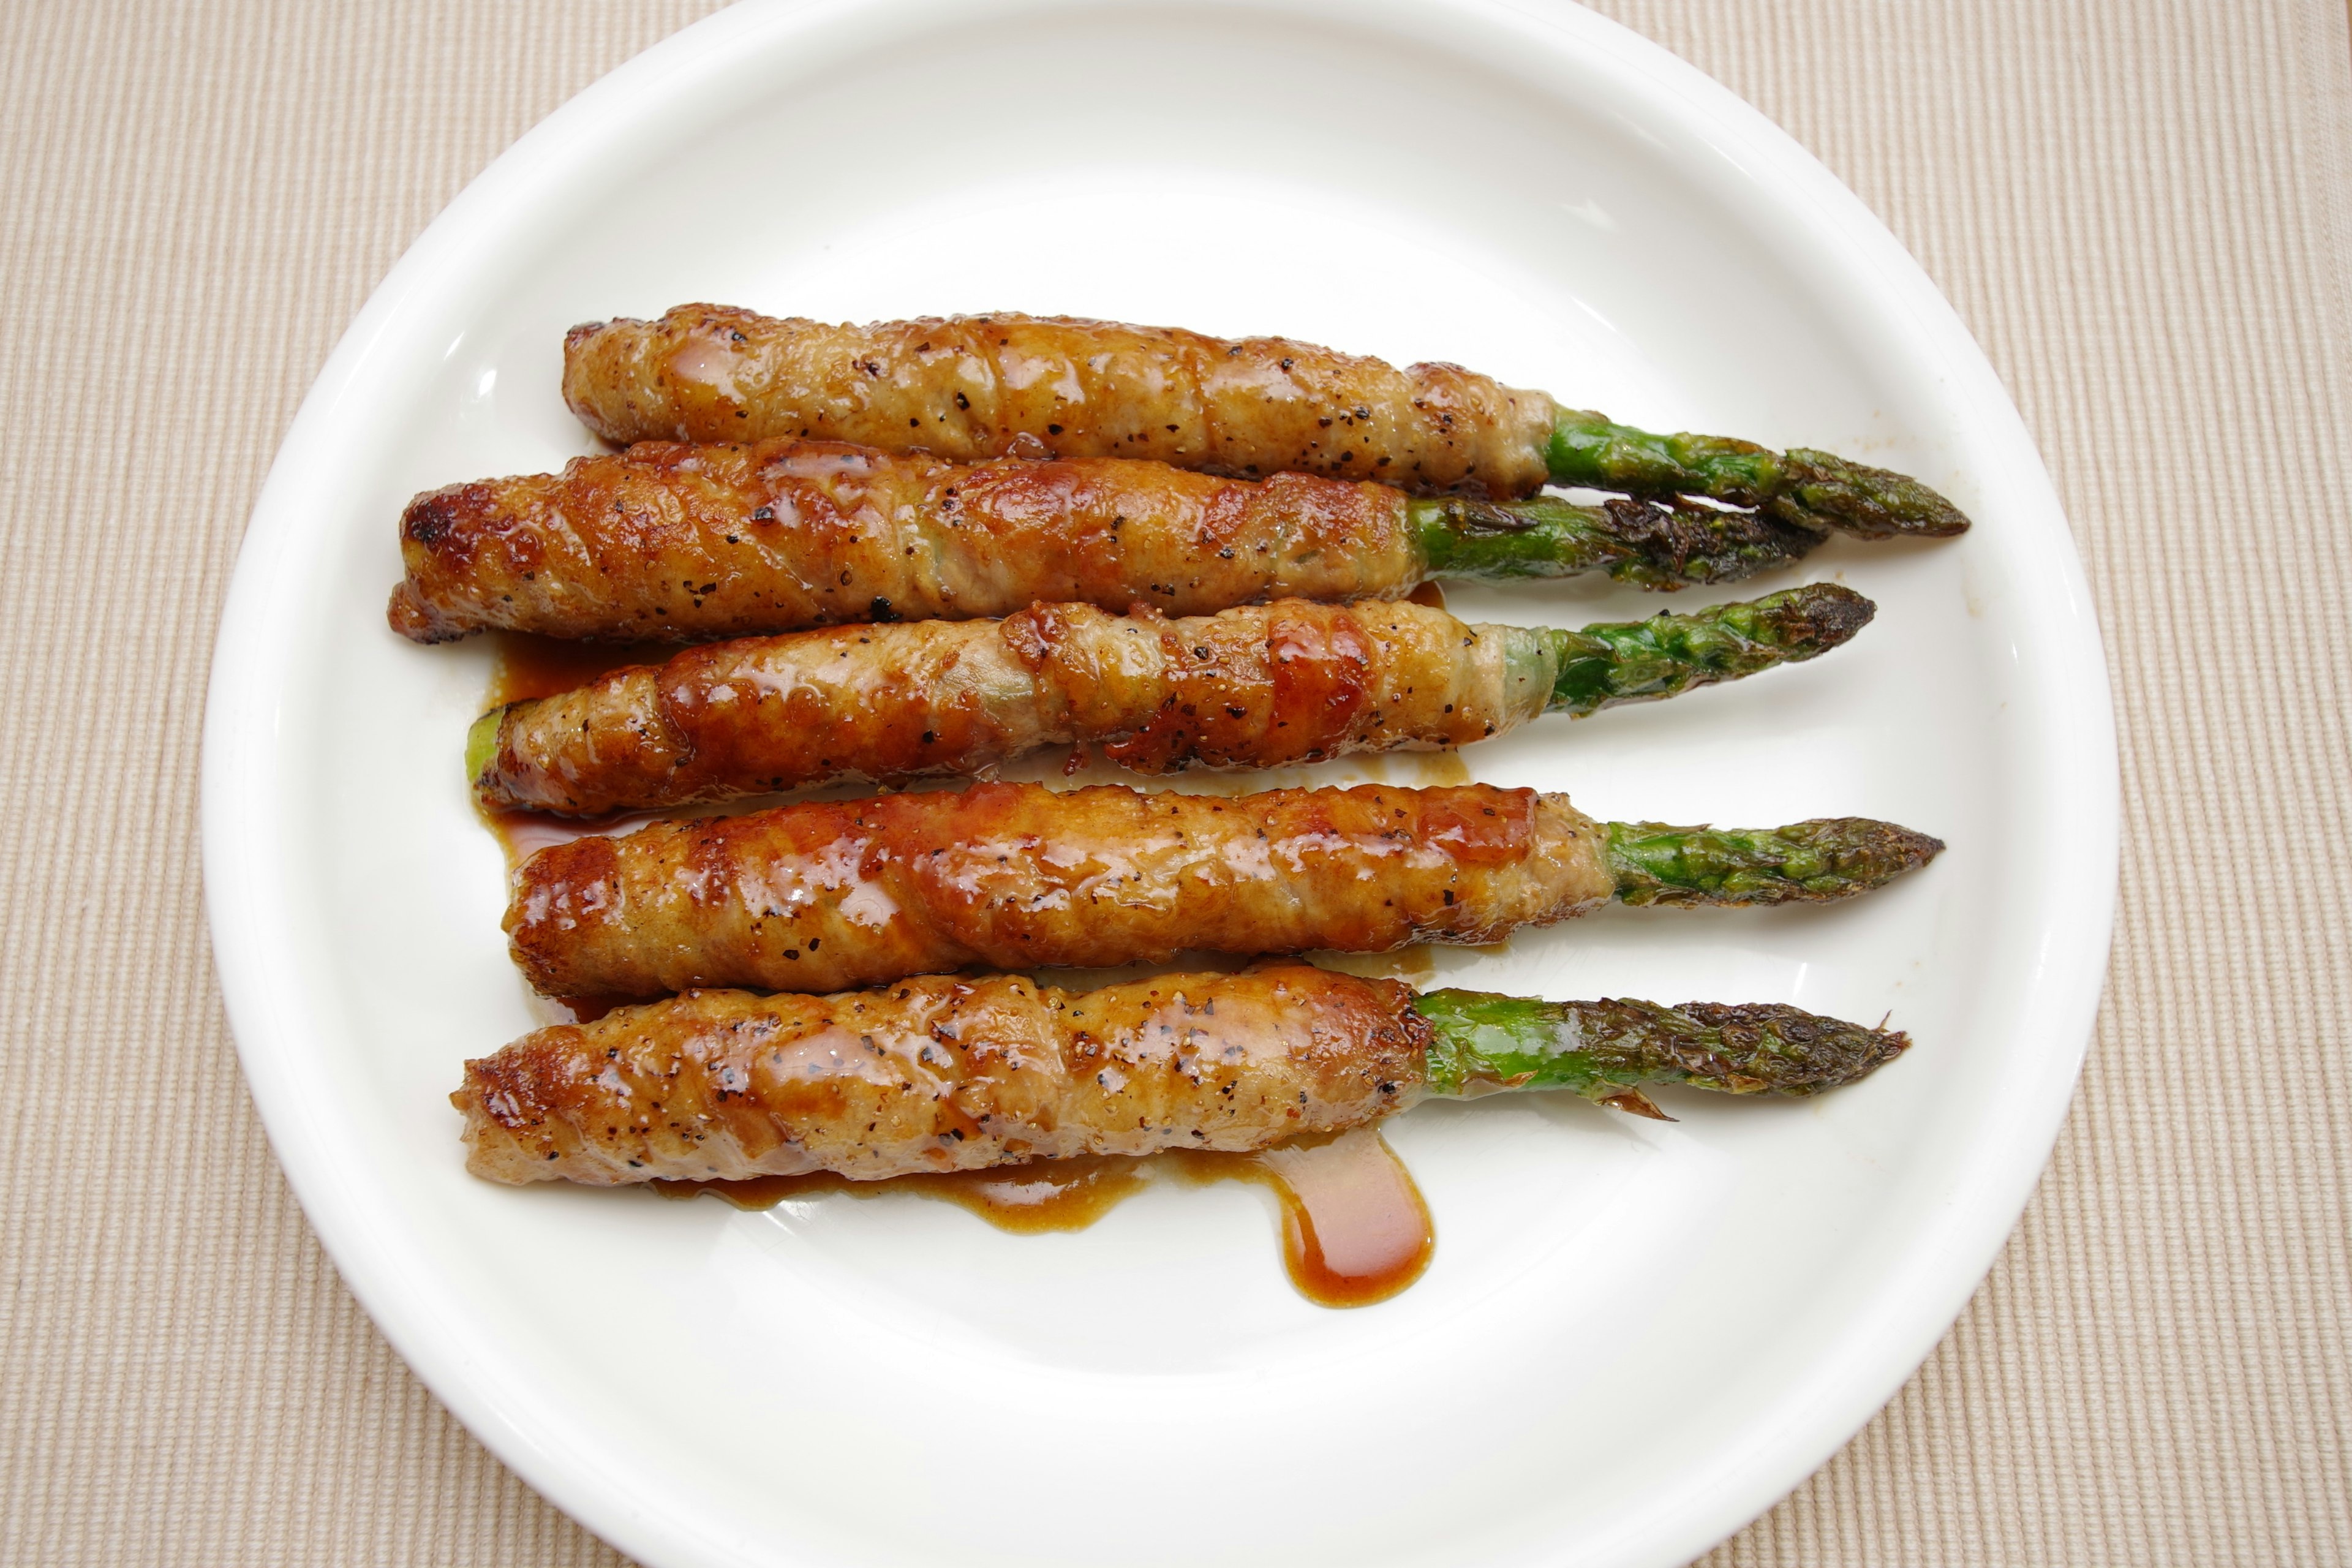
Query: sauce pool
483 630 676 707
480 632 684 868
654 1125 1433 1309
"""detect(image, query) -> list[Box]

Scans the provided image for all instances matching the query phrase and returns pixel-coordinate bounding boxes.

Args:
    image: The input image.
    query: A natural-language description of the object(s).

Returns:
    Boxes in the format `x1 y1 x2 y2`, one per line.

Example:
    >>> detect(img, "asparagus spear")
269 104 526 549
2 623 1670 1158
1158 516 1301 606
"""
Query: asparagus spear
505 782 1942 999
1544 412 1970 540
472 585 1875 816
562 309 1972 535
1411 494 1825 589
1416 989 1906 1118
1544 581 1871 717
455 964 1910 1186
395 449 1861 652
1607 816 1942 905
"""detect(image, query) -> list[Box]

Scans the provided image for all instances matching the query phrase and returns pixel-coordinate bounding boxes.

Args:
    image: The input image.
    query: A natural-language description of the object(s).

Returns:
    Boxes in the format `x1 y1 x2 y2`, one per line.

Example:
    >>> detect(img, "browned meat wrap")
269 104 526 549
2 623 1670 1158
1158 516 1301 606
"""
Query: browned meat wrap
456 965 1435 1184
562 306 1556 497
454 964 1913 1185
472 598 1556 816
387 437 1417 643
507 781 1615 998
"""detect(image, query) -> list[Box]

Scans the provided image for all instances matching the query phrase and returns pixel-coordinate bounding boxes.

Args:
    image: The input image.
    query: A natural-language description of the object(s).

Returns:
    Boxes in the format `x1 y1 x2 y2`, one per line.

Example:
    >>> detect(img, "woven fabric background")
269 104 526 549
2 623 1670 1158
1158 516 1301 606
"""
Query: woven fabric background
2 1 2346 1562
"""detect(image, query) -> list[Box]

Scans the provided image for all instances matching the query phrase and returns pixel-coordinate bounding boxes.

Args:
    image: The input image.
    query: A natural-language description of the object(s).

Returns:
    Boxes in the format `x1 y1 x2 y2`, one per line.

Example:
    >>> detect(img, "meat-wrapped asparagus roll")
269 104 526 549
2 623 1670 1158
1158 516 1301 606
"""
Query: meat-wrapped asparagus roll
456 965 1909 1185
509 781 1942 998
562 306 1969 535
471 584 1871 816
387 439 1834 644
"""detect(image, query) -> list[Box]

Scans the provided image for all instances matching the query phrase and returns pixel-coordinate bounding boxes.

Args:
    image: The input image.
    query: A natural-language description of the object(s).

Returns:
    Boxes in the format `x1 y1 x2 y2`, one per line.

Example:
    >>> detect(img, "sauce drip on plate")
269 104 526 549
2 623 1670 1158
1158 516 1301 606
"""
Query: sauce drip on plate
480 633 685 867
484 631 675 706
655 1125 1433 1308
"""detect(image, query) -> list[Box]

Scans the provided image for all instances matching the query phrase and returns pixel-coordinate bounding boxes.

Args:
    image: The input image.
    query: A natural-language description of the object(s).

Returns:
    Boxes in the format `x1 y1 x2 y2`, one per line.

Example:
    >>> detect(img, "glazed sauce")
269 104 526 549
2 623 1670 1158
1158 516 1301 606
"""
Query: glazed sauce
1032 742 1474 797
483 630 674 706
1175 1127 1434 1307
1409 752 1473 785
655 1125 1433 1308
546 995 630 1024
1349 751 1474 788
479 632 682 868
1311 946 1439 986
656 1156 1153 1234
1405 580 1447 610
484 808 600 867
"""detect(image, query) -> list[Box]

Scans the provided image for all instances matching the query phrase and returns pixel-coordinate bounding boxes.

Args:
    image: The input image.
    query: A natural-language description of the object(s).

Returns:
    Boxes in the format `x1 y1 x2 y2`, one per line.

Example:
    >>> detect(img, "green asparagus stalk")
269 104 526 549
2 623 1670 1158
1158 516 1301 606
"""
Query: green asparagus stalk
1410 494 1825 590
1544 411 1970 540
1543 581 1872 717
1605 817 1944 905
1415 989 1906 1118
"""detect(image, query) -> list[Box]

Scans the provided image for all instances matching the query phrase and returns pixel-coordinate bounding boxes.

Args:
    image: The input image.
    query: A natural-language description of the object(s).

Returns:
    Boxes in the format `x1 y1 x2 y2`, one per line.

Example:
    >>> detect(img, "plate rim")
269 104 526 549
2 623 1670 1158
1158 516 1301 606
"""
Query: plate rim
200 2 2121 1564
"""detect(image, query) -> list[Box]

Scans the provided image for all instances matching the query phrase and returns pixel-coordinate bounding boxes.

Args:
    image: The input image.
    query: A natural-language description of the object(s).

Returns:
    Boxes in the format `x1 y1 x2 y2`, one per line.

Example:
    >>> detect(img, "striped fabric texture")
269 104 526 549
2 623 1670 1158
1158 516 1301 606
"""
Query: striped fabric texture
1 2 2345 1562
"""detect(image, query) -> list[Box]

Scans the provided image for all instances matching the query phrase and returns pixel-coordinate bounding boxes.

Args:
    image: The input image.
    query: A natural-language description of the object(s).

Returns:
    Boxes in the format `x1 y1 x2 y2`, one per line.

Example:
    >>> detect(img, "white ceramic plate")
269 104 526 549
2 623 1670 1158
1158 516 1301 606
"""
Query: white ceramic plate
202 3 2117 1564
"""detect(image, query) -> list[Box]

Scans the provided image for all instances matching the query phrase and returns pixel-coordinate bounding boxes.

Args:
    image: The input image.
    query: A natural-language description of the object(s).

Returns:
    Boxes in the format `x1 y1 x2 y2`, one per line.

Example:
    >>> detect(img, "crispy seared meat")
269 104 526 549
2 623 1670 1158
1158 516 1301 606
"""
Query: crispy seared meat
507 781 1613 997
560 306 1556 498
474 598 1556 816
454 965 1430 1184
387 438 1418 643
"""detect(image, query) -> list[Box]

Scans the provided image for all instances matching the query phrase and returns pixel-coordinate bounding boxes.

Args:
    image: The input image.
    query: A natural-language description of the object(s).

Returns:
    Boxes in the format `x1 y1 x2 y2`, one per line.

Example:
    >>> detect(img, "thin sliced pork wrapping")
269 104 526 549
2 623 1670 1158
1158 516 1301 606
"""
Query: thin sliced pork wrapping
472 598 1557 816
560 306 1557 497
456 965 1430 1184
453 964 1914 1185
387 439 1422 643
507 781 1615 997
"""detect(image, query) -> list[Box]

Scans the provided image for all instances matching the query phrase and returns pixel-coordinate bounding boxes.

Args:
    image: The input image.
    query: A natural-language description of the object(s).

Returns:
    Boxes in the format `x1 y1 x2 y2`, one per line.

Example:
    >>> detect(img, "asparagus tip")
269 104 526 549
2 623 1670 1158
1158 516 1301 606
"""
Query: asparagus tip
1666 1001 1912 1092
1540 409 1969 539
1605 816 1944 907
1544 582 1879 717
1771 581 1876 651
1777 450 1973 539
1417 494 1823 590
1414 990 1911 1100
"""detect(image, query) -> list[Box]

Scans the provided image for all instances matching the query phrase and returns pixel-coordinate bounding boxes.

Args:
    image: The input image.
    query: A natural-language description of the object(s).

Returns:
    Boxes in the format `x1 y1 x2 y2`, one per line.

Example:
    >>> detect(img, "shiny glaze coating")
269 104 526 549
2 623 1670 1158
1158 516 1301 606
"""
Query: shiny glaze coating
561 306 1556 498
388 438 1419 643
455 965 1432 1184
507 781 1614 997
475 598 1554 816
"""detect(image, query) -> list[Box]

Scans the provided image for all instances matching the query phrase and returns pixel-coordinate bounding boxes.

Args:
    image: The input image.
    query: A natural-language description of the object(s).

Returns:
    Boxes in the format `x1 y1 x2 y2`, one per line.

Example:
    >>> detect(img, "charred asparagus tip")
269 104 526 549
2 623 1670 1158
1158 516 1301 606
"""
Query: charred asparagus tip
1543 410 1972 540
466 708 503 785
1545 582 1875 717
1774 450 1972 540
1604 817 1945 906
1415 990 1910 1104
1410 494 1823 591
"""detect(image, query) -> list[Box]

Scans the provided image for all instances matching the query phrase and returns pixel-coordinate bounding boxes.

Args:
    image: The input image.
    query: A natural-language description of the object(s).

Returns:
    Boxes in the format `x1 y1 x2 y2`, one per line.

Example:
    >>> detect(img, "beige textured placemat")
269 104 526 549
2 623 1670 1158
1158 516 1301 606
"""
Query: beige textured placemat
2 1 2345 1562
